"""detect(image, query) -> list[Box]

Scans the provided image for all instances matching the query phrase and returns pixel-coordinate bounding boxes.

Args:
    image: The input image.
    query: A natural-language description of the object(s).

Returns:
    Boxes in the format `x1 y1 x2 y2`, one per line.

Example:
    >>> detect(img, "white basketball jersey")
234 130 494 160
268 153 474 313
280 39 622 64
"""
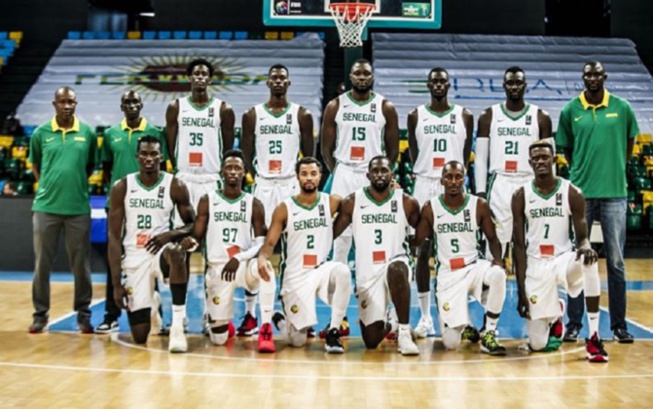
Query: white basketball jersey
489 103 540 176
413 104 467 178
122 172 175 269
352 188 410 287
253 103 301 179
205 191 254 266
430 194 481 272
176 96 223 175
334 91 387 170
524 178 574 259
279 193 333 291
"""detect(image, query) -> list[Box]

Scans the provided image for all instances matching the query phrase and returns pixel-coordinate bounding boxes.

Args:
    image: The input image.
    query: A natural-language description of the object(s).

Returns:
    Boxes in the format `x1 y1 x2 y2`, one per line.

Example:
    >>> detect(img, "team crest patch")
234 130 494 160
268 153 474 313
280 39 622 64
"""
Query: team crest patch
240 200 247 212
208 107 215 117
361 299 368 309
290 304 299 314
212 296 220 305
450 113 456 124
158 186 165 199
370 103 377 113
286 113 292 125
127 287 134 295
391 200 397 213
525 115 532 125
318 204 325 217
556 193 563 206
464 209 471 223
442 302 451 312
530 295 538 304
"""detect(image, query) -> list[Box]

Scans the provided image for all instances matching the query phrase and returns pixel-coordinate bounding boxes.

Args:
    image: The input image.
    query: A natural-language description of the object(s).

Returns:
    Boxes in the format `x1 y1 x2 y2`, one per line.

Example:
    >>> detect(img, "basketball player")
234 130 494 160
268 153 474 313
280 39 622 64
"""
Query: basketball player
408 67 474 339
257 157 351 353
180 150 276 353
333 156 420 356
414 161 507 355
165 58 235 220
474 66 553 262
512 142 607 362
239 64 314 336
321 58 400 267
108 136 195 352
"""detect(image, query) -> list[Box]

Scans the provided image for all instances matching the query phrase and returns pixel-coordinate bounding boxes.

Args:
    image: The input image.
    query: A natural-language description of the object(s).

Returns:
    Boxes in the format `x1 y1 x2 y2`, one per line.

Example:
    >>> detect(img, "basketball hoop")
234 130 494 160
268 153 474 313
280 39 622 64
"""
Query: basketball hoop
329 2 376 48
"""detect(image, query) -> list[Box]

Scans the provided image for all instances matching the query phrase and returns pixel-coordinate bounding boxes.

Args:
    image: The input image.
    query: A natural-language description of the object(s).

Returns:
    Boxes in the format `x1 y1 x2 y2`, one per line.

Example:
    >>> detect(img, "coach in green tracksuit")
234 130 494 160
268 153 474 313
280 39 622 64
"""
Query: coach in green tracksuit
95 90 167 334
28 86 97 334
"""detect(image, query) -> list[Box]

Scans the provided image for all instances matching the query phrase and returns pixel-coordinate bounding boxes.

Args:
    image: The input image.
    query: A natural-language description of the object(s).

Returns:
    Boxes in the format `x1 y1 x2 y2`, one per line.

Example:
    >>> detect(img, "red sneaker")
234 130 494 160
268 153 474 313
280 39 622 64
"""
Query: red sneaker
549 299 566 339
585 332 609 363
258 323 276 353
318 317 350 339
228 321 235 338
237 312 259 336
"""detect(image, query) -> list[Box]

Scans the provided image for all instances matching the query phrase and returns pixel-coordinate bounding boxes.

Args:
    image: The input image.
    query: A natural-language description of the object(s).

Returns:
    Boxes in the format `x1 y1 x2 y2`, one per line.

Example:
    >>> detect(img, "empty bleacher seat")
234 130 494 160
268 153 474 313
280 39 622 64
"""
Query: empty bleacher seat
158 31 171 40
204 31 217 40
234 31 248 40
96 31 111 40
218 31 233 40
0 32 7 40
188 31 202 40
265 31 279 40
68 31 82 40
111 31 127 39
143 31 156 40
173 31 187 40
127 31 141 40
82 31 95 40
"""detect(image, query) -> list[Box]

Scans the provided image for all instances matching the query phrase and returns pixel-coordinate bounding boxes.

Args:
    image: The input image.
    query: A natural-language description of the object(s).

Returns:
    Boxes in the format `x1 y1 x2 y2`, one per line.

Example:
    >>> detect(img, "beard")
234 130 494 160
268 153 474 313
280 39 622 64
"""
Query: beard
371 180 390 192
301 184 317 194
352 83 372 93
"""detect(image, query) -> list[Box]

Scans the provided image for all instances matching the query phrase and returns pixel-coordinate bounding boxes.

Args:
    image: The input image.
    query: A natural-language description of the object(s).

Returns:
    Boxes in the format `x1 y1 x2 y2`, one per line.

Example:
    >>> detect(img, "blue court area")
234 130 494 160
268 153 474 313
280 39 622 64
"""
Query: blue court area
3 272 652 339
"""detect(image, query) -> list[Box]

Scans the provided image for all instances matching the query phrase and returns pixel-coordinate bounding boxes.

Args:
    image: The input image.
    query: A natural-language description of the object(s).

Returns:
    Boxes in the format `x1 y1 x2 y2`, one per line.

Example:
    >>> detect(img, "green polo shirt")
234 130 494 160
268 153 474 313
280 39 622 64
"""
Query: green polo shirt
101 118 167 207
29 117 97 215
556 90 639 199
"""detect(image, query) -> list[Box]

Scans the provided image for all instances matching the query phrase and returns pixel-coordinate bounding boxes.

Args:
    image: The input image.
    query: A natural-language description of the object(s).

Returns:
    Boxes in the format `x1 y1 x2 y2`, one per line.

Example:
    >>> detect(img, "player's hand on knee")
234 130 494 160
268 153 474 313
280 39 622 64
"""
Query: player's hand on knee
179 237 198 252
258 260 273 282
517 295 530 319
576 247 597 266
221 258 240 282
146 232 173 254
114 284 129 310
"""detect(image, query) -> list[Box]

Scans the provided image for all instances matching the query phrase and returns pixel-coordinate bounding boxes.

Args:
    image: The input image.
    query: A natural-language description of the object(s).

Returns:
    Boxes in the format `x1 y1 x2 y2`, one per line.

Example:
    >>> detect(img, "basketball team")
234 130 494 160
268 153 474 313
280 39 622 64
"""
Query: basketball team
28 57 640 364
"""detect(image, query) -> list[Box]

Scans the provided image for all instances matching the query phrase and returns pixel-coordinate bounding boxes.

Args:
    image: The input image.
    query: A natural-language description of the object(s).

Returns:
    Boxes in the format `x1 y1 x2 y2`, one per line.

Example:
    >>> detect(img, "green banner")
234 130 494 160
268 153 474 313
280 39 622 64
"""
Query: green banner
402 3 431 17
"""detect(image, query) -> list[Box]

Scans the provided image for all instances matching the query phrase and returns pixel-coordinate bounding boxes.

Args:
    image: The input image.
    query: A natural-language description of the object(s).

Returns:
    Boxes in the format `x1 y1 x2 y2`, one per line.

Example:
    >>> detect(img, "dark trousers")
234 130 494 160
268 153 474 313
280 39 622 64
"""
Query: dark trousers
103 209 121 321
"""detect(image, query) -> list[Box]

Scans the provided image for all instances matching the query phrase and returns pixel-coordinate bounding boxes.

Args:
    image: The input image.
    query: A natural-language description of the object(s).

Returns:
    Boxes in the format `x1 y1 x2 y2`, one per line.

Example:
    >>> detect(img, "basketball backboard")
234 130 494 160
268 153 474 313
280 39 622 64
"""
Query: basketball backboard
263 0 441 29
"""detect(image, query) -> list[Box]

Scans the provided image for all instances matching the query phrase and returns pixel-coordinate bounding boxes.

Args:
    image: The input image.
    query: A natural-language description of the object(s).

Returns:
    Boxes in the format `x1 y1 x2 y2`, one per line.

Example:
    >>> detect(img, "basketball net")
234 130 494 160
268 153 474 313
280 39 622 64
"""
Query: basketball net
329 2 376 48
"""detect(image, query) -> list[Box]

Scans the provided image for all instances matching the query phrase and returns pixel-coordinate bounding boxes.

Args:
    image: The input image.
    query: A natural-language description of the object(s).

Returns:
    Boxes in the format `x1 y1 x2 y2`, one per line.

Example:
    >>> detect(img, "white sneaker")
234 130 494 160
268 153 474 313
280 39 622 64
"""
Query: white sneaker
168 325 187 353
397 328 419 356
414 316 435 339
150 291 163 336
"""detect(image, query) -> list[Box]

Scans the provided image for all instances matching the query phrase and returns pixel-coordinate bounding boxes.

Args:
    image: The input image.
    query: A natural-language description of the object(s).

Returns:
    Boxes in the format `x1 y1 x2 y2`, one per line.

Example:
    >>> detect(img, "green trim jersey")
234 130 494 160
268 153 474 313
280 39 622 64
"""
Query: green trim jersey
254 102 301 179
334 91 387 170
279 193 333 292
430 194 481 272
489 103 540 176
205 191 254 266
524 178 574 260
413 104 467 178
352 188 410 288
122 172 174 269
176 96 223 175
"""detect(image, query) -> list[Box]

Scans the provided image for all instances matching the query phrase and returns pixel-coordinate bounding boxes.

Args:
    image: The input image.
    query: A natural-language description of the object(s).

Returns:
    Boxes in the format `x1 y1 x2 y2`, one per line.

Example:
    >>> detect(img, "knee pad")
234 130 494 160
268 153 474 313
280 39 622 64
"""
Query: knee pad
128 308 151 326
442 326 462 350
487 265 507 286
245 260 262 292
209 319 231 345
288 323 307 347
527 319 552 352
583 263 601 297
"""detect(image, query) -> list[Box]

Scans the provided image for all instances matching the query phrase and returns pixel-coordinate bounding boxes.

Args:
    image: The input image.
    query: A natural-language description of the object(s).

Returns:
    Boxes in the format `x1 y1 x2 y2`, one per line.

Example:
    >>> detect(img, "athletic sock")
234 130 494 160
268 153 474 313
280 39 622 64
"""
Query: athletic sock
172 304 186 328
418 292 431 319
485 314 499 332
588 311 600 337
245 293 258 318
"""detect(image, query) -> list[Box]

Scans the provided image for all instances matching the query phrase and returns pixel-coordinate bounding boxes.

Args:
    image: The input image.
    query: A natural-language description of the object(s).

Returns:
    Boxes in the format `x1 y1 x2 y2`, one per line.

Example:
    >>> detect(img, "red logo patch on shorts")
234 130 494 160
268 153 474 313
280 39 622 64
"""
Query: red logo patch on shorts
432 157 446 169
350 146 365 161
303 254 317 268
268 160 282 174
136 233 150 248
449 257 465 270
227 245 241 259
189 152 203 167
372 250 386 264
539 245 555 258
504 160 518 173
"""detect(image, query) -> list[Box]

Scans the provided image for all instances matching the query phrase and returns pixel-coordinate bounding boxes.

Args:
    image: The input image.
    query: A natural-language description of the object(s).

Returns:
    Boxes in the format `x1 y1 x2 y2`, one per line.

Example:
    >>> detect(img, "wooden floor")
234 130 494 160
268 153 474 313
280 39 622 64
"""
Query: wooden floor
2 259 653 408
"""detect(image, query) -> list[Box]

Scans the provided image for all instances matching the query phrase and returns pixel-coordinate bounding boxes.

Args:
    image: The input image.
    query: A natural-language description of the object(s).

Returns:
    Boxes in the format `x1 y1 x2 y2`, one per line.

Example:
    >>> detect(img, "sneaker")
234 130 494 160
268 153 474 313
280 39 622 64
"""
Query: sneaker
78 320 94 334
563 325 581 343
461 325 481 343
586 332 609 363
307 327 316 338
28 319 48 334
549 299 566 340
414 316 436 339
318 317 350 339
480 330 506 356
613 328 634 344
228 321 236 338
325 328 345 354
397 328 419 356
95 318 118 334
168 325 187 353
237 312 259 336
258 323 275 353
272 311 286 331
385 308 399 341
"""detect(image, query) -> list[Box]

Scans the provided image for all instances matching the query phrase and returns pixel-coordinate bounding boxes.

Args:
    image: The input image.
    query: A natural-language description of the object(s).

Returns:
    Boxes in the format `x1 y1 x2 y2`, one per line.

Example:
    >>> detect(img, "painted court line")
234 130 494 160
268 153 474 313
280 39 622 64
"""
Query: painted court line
1 360 651 382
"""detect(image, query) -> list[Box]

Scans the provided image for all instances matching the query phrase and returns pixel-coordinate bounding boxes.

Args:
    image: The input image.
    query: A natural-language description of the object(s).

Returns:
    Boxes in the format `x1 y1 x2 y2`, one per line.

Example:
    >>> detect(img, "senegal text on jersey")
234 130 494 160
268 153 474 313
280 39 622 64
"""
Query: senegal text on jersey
213 211 248 223
497 127 532 137
436 221 474 234
362 214 397 224
293 217 328 231
181 118 215 127
343 113 377 122
129 198 165 209
260 125 292 135
423 125 457 134
529 207 565 218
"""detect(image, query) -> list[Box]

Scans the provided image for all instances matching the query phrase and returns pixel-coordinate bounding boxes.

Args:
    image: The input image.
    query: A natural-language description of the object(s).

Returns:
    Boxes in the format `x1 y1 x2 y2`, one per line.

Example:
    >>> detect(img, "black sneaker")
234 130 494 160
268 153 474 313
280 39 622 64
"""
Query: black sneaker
563 325 581 343
272 311 286 332
95 318 118 334
613 328 634 344
28 318 48 334
325 328 344 354
78 320 94 334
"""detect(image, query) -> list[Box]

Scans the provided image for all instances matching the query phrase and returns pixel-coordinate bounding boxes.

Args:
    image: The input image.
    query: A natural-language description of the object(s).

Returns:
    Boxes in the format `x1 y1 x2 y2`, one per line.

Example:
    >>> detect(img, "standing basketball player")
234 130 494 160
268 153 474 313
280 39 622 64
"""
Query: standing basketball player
475 66 552 261
239 64 314 335
180 150 276 352
512 142 607 362
108 136 195 352
257 157 351 353
165 58 235 220
408 67 474 338
322 58 399 267
414 161 507 355
333 156 420 356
